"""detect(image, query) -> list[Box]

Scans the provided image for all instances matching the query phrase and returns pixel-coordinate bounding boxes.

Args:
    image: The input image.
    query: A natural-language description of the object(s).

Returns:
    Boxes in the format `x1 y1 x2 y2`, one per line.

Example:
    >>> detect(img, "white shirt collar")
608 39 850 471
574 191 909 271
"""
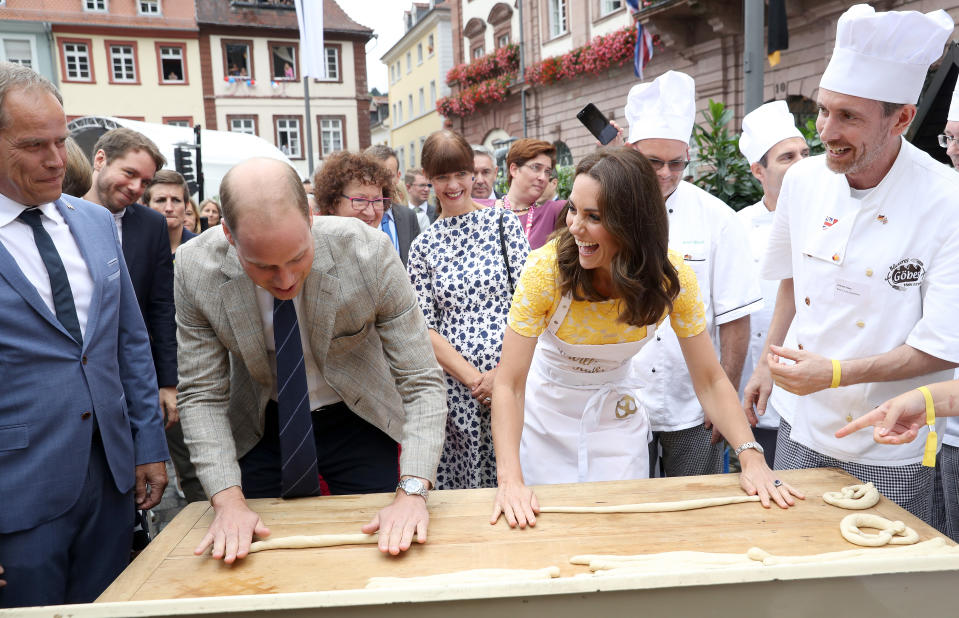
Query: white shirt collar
0 192 59 228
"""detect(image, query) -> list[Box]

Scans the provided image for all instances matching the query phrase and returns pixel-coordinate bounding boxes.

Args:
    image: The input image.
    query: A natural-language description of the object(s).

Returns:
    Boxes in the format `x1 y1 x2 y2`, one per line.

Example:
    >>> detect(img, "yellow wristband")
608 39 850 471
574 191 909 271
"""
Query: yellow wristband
830 359 841 389
917 386 938 468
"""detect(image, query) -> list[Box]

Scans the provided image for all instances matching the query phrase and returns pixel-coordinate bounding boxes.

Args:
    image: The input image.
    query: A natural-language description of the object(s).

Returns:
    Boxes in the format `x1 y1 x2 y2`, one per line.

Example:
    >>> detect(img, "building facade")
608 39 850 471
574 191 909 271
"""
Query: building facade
381 1 454 172
445 0 959 167
0 0 204 126
197 0 373 179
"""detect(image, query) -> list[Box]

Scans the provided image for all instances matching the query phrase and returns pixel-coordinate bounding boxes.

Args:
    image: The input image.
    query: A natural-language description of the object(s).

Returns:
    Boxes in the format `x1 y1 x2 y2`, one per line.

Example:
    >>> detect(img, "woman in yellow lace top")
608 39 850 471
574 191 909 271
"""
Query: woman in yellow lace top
490 148 802 528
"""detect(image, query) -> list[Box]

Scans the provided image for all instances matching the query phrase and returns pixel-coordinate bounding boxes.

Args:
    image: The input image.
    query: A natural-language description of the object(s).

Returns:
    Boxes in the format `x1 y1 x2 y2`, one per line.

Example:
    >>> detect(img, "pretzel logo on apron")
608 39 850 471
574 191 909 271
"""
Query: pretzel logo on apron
615 395 638 419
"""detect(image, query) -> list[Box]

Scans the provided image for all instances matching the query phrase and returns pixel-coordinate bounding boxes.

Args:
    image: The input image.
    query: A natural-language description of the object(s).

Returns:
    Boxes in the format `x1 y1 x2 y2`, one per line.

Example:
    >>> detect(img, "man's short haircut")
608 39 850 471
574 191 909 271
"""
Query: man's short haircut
0 61 63 131
880 101 904 118
220 159 307 235
92 127 166 171
143 169 189 205
364 144 398 162
472 144 494 162
404 167 425 186
757 152 769 168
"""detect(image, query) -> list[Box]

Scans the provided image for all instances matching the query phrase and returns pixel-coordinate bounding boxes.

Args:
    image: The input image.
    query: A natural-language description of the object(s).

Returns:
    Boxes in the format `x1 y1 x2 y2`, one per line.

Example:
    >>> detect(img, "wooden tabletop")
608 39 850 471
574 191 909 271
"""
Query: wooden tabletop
98 467 952 602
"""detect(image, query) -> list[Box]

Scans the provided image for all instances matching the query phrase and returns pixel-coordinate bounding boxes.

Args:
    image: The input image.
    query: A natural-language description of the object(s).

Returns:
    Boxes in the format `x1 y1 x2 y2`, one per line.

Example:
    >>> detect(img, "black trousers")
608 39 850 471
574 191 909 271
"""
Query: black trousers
239 400 399 498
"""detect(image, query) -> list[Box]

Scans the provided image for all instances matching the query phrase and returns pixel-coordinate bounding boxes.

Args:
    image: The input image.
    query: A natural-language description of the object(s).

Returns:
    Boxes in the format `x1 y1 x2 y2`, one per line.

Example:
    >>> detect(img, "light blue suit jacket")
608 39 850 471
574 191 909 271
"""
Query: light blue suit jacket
0 195 169 534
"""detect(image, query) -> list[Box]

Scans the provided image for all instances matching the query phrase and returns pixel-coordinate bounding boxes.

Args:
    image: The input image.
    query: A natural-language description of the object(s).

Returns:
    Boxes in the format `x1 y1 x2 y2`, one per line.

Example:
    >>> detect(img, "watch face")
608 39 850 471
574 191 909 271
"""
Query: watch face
401 478 425 494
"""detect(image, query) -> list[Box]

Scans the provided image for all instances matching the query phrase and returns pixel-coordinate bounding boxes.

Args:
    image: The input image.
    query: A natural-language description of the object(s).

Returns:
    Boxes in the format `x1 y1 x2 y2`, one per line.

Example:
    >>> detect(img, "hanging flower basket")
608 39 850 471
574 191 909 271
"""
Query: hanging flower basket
527 26 652 86
437 73 513 118
446 44 519 88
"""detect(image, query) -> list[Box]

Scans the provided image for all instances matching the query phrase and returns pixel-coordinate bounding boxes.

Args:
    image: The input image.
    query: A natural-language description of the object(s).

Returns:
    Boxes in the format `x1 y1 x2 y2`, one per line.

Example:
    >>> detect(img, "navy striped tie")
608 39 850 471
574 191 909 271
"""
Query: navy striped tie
273 298 321 498
18 208 83 345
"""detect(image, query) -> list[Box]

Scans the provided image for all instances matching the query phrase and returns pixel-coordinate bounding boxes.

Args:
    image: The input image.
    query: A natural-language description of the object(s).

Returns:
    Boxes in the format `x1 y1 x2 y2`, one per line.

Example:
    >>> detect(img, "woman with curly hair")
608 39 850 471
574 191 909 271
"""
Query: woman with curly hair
489 148 803 528
407 130 529 490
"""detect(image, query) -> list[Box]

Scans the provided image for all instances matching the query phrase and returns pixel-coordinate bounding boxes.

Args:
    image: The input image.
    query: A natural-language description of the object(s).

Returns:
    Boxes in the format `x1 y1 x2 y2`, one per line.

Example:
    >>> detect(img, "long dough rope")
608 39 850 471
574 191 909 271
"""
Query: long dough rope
823 483 880 510
541 495 760 514
839 513 919 547
249 533 380 553
365 567 560 589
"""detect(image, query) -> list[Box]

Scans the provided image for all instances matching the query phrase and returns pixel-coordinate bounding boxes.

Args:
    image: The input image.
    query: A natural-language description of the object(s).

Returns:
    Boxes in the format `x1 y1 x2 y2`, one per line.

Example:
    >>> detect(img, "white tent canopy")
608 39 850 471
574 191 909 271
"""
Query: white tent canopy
67 116 294 200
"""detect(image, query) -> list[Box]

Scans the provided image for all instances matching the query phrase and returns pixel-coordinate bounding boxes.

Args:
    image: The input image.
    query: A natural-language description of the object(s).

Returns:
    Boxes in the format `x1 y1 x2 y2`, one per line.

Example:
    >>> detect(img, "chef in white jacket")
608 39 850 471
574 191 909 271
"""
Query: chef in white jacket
736 101 810 466
626 71 763 477
744 4 959 524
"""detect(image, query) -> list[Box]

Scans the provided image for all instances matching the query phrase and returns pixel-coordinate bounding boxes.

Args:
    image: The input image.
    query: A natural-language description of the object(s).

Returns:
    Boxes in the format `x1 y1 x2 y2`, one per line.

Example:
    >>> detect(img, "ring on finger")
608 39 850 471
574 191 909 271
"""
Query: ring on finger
773 479 783 488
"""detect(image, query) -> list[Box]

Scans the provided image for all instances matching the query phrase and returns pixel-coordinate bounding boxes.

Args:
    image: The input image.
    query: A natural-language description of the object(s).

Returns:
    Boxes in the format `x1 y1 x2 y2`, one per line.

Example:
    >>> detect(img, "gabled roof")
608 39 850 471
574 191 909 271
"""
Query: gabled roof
197 0 372 37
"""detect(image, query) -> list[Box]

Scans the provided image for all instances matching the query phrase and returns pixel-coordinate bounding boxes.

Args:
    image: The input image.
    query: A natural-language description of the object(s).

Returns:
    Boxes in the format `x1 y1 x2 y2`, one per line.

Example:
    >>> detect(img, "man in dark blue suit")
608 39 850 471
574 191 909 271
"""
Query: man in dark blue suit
84 130 203 502
0 63 169 608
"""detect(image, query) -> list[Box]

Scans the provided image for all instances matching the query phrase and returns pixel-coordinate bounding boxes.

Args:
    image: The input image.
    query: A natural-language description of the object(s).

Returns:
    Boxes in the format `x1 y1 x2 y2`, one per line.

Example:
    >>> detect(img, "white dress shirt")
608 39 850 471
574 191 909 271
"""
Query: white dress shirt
254 285 342 410
632 181 763 432
762 139 959 465
409 200 430 232
0 193 95 339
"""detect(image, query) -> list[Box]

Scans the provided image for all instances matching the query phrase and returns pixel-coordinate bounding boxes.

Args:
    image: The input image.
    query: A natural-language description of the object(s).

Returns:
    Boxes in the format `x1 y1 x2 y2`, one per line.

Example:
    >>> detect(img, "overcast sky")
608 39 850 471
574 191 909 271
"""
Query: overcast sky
339 1 407 94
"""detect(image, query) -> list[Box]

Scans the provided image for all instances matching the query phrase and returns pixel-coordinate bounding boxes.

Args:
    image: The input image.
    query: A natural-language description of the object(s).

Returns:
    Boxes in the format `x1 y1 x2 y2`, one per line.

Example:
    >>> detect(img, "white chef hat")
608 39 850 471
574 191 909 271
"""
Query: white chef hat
949 80 959 122
624 70 696 144
819 4 954 105
739 101 804 164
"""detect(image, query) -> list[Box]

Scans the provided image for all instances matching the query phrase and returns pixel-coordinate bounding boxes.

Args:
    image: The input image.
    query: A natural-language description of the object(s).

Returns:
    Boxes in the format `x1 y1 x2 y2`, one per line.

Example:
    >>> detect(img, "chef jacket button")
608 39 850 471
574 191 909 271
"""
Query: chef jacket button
668 209 673 214
798 343 804 350
856 320 865 328
656 336 661 341
804 296 810 306
865 268 873 277
651 368 656 373
756 333 762 338
81 411 92 420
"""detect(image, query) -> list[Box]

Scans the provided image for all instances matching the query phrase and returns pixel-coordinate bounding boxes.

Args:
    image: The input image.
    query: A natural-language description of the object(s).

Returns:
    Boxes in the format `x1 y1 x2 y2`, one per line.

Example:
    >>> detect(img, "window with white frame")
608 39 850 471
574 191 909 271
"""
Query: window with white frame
429 81 436 108
548 0 568 38
419 87 425 114
405 51 411 73
110 44 137 82
84 0 107 11
409 141 415 168
417 43 423 65
497 33 510 48
276 118 301 157
2 38 33 68
159 45 184 82
398 146 406 173
389 64 395 84
229 117 256 135
63 41 91 81
398 101 403 123
271 44 297 80
165 119 189 127
408 94 413 118
393 102 398 121
600 0 623 15
428 34 434 55
138 0 160 15
320 118 344 155
472 46 485 59
321 46 338 80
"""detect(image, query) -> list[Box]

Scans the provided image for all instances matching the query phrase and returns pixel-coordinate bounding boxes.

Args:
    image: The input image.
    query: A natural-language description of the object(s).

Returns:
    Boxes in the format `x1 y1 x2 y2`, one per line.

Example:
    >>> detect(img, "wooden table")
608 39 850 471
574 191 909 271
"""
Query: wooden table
8 468 959 617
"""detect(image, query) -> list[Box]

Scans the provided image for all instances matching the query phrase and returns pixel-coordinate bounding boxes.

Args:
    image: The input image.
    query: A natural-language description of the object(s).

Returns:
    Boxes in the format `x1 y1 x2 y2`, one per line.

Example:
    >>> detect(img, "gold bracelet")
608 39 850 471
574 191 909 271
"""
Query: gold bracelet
917 386 938 468
830 359 842 389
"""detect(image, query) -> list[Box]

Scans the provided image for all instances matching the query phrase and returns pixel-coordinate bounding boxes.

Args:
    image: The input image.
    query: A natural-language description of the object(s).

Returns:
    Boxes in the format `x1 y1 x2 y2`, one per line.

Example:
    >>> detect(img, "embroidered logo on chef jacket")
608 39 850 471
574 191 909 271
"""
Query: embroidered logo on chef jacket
822 216 839 229
615 395 639 419
885 258 925 290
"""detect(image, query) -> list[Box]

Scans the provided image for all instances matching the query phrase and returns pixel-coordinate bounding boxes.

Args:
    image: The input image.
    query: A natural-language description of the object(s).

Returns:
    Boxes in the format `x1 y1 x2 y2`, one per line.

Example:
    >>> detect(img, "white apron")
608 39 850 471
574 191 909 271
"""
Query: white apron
521 295 653 485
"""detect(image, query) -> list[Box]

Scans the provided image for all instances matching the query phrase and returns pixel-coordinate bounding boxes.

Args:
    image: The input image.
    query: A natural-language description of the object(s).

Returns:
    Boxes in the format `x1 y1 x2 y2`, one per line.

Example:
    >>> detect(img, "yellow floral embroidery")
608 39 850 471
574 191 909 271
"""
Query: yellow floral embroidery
508 241 705 345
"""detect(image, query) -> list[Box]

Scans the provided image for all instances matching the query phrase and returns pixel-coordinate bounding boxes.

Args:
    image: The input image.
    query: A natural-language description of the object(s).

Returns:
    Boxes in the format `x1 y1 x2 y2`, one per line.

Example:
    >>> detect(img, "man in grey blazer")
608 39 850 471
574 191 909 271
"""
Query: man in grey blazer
175 158 446 563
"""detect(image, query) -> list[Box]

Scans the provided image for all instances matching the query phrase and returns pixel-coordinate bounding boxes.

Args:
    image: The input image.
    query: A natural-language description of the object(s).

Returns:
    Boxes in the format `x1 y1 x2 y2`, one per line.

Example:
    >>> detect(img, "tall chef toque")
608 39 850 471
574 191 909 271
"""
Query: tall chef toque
819 4 954 105
739 101 804 165
625 70 696 144
949 79 959 122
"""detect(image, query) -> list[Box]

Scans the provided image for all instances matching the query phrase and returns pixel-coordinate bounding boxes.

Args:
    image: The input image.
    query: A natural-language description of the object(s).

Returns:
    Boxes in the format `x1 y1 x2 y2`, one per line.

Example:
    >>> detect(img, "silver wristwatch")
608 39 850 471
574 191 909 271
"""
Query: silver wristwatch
397 477 429 501
734 441 765 457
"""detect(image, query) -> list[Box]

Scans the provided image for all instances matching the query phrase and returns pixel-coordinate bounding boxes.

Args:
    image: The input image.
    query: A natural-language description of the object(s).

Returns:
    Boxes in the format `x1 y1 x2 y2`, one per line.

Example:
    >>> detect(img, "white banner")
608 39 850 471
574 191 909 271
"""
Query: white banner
294 0 325 79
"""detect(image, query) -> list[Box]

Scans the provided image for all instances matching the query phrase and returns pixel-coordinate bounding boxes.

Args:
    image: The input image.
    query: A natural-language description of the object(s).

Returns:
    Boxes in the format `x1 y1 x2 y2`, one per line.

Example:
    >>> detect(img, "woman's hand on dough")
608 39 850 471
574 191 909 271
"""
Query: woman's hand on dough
362 491 429 556
197 486 271 563
737 450 804 509
490 479 540 528
835 389 924 445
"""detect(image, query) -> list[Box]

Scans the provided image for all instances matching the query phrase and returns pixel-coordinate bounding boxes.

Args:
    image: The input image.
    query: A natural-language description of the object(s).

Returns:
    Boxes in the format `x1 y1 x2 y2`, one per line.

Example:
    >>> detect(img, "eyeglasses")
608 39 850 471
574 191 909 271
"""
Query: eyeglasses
522 163 553 178
340 195 391 212
937 134 958 148
646 157 690 172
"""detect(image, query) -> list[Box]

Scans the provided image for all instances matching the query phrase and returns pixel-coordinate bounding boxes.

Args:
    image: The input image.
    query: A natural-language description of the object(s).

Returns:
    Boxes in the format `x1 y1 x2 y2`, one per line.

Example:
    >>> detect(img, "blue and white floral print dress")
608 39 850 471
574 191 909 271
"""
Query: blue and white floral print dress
407 206 529 489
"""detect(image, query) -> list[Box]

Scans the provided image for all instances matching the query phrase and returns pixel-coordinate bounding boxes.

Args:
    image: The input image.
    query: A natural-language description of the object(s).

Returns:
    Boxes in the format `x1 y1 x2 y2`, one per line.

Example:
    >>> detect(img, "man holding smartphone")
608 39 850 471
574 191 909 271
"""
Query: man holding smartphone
622 71 762 478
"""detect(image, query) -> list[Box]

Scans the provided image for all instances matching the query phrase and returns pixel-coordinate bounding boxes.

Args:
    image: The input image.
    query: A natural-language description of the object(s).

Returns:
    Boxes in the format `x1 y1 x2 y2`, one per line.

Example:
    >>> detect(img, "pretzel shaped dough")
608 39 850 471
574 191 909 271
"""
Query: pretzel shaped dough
823 482 880 510
840 513 919 547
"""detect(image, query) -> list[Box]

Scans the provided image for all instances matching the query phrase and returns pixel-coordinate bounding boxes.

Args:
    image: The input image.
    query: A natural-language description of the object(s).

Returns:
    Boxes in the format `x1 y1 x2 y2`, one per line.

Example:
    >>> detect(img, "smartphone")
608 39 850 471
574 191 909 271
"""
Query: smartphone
577 103 618 145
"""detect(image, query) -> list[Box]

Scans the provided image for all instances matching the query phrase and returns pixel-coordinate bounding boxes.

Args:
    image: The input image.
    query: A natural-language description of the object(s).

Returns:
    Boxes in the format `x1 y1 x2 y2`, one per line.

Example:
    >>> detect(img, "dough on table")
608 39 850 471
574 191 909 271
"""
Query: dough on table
248 533 379 553
823 483 880 510
541 495 760 514
839 513 919 547
365 567 561 588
